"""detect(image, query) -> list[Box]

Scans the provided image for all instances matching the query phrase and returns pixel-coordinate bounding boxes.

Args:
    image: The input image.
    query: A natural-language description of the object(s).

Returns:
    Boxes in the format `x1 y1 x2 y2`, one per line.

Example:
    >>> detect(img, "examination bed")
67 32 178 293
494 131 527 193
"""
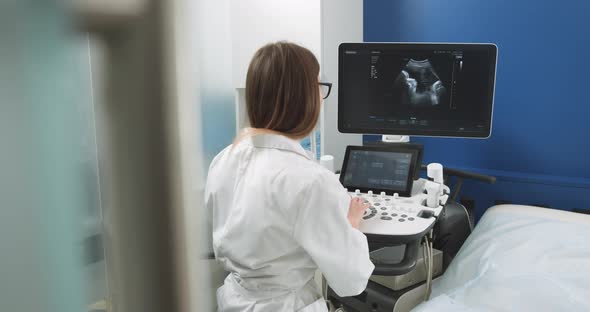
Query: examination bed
413 204 590 311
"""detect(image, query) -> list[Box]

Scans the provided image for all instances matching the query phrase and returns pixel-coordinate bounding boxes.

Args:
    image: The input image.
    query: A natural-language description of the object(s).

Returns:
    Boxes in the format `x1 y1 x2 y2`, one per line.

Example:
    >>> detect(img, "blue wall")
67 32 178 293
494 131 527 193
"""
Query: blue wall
364 0 590 217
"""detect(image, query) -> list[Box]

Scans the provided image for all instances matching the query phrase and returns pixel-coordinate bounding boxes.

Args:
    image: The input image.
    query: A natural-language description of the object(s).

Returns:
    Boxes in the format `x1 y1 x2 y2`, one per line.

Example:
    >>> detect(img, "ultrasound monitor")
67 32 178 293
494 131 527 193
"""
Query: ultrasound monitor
338 43 497 138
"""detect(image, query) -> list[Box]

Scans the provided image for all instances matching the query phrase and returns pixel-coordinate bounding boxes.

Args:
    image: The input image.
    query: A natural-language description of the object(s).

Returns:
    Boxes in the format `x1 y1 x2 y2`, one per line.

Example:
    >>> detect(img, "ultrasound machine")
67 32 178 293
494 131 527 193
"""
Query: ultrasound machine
325 43 498 312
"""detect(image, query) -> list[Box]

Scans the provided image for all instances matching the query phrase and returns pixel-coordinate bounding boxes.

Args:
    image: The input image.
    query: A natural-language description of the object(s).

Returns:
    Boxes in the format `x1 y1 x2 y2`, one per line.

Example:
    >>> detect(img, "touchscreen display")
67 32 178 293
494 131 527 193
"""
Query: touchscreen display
342 150 413 192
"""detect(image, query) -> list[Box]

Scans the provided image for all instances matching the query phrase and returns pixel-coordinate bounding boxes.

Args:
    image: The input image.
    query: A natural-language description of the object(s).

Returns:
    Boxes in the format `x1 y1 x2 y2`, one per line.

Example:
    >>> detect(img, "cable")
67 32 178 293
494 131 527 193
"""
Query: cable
429 231 434 298
422 236 431 301
428 233 434 299
430 233 434 298
460 202 474 231
422 231 435 301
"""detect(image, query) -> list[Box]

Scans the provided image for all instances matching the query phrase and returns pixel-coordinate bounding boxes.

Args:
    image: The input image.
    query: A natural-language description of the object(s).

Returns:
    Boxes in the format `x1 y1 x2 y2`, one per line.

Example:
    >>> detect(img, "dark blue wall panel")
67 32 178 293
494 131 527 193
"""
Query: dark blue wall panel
363 0 590 215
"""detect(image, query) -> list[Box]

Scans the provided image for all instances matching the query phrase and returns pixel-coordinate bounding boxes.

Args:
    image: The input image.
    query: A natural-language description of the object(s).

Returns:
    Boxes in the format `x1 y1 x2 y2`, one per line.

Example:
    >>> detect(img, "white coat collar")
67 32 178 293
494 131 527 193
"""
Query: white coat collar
248 133 312 160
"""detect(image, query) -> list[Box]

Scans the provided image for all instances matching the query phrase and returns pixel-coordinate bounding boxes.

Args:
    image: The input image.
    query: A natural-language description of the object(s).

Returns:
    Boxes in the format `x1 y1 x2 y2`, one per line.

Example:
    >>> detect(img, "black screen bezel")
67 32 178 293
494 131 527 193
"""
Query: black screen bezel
339 145 418 197
337 42 498 138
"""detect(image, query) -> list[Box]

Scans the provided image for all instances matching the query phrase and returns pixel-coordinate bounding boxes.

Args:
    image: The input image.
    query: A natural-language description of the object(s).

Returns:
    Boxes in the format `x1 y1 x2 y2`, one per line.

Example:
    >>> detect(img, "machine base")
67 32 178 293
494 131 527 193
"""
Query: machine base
370 246 442 291
328 278 439 312
328 248 442 312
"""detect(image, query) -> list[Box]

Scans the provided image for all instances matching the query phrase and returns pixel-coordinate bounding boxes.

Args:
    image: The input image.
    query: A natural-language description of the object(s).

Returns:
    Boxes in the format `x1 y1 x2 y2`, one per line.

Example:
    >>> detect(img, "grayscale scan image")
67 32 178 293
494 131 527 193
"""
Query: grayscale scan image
394 59 447 107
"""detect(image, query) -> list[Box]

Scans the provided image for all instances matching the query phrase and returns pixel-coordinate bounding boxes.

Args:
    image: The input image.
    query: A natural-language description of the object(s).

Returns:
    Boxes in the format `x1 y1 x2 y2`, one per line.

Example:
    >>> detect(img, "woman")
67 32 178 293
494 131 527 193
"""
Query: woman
205 42 374 311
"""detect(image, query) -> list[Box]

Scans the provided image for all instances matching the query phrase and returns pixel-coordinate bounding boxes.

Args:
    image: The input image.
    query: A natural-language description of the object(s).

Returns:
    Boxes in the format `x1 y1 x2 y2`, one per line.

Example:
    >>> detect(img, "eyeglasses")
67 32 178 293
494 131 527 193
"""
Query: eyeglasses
319 82 332 100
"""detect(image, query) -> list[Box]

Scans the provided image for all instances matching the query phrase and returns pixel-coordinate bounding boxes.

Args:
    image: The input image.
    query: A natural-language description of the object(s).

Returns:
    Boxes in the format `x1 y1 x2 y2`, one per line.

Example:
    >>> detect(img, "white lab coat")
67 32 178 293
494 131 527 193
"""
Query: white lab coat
205 133 374 311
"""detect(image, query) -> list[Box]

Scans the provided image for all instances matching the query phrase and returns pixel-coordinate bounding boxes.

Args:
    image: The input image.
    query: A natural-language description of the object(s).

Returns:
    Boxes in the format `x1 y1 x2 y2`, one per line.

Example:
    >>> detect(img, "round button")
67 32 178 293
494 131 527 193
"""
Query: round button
374 203 381 206
408 217 415 221
391 213 398 217
385 198 391 201
381 212 388 216
381 216 392 220
401 214 408 218
380 207 387 211
398 218 406 222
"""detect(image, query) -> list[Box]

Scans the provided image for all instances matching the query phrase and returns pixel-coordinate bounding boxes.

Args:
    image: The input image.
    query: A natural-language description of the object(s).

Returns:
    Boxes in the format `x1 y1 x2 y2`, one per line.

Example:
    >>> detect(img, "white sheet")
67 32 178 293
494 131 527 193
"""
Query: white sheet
413 205 590 312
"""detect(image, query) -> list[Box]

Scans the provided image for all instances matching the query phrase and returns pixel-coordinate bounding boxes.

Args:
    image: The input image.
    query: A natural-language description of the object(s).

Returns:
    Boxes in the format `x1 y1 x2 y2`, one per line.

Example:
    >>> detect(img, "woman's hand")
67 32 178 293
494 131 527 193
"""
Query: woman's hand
348 197 370 229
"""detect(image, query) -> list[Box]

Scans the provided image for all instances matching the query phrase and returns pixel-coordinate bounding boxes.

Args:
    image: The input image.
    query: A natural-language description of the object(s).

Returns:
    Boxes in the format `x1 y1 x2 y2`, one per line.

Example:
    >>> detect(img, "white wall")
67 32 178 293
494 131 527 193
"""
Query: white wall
321 0 363 169
230 0 322 88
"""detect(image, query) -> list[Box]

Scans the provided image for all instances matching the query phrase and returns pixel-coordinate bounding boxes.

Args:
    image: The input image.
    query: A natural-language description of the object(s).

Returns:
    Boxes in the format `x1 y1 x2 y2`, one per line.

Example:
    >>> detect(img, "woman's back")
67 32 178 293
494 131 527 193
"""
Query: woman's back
209 134 320 289
206 134 374 311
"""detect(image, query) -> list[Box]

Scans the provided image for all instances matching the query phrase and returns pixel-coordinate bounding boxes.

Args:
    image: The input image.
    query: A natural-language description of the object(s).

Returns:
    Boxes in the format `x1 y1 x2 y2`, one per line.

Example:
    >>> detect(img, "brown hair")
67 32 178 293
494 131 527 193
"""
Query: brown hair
244 41 321 140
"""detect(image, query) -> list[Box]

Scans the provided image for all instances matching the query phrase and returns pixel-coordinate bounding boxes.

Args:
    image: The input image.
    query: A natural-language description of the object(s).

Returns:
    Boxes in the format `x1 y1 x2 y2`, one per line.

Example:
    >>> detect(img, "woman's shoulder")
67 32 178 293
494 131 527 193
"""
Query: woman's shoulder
274 157 340 191
209 145 232 167
208 143 245 174
210 139 252 163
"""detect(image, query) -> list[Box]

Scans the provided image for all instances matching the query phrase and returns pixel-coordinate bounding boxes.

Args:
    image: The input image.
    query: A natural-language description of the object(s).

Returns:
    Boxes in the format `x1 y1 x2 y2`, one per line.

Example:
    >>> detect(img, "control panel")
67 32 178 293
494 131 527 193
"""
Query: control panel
350 179 445 236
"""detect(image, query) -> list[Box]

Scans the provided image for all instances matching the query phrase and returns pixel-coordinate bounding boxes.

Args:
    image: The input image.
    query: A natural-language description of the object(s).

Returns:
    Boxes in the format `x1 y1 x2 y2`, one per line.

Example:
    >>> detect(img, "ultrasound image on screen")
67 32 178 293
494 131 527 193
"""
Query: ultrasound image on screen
342 150 412 191
394 59 449 107
367 52 457 116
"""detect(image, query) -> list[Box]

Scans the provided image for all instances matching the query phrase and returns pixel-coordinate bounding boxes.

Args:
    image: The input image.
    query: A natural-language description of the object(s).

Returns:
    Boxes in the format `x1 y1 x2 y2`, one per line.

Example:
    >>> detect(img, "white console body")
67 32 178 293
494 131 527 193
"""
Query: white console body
350 179 446 236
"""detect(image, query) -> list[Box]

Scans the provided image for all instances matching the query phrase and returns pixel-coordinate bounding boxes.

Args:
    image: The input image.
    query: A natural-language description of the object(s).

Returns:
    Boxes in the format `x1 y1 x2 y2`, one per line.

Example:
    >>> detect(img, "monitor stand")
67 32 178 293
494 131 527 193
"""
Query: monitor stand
376 135 423 180
382 135 410 143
